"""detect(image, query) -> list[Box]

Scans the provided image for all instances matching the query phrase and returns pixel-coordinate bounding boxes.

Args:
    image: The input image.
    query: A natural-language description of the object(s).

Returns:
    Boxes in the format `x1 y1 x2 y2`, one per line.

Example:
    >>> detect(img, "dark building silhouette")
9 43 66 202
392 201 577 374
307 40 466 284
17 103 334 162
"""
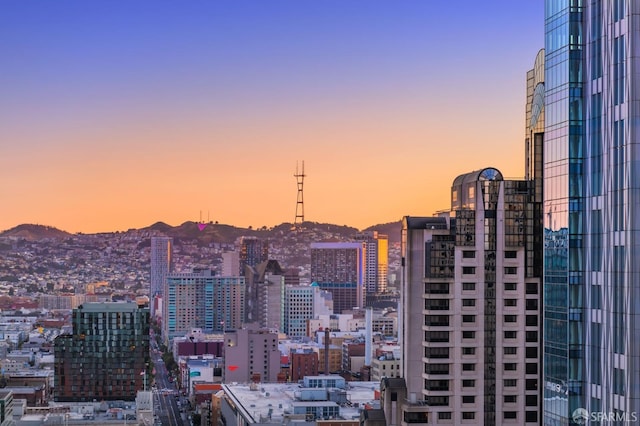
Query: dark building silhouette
238 236 268 276
244 259 285 327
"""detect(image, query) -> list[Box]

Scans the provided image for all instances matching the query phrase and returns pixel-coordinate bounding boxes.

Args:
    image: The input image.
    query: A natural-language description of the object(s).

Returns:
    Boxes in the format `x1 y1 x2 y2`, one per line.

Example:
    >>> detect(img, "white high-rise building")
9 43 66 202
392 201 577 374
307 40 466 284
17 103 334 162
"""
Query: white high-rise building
284 284 332 338
397 168 542 425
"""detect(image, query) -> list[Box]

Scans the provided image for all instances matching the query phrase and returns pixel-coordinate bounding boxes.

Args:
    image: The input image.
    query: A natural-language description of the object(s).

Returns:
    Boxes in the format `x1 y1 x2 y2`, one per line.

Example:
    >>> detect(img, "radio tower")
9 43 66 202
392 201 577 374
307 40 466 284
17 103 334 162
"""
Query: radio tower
293 161 306 229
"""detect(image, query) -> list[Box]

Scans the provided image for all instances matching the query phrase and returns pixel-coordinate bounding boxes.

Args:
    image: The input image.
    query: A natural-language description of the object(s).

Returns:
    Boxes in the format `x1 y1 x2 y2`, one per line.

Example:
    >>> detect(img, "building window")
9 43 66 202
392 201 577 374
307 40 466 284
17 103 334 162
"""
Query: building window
425 347 449 359
425 299 450 311
403 412 428 423
425 331 449 343
504 250 517 258
504 347 517 355
504 379 517 387
462 412 475 419
526 363 537 374
504 363 517 371
462 396 475 404
614 368 625 395
504 299 517 307
462 267 476 275
462 331 475 339
525 282 537 294
614 36 625 106
425 282 450 295
438 412 452 420
462 299 476 307
504 315 517 323
462 282 475 291
504 411 517 420
525 379 538 391
462 250 475 258
462 363 475 372
504 267 517 275
526 395 537 407
504 395 517 403
504 282 517 291
504 331 517 339
462 315 476 323
462 347 476 355
462 379 475 388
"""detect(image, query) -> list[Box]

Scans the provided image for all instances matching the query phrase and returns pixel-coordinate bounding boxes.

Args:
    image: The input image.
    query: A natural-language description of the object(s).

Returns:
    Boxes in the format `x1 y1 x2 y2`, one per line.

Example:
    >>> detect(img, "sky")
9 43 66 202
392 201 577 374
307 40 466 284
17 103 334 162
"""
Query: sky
1 1 544 234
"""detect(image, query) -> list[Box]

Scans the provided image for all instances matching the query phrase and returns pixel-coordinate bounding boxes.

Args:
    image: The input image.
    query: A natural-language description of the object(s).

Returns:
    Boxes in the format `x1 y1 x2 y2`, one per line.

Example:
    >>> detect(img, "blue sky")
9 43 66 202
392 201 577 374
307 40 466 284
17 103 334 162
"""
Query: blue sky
1 1 544 232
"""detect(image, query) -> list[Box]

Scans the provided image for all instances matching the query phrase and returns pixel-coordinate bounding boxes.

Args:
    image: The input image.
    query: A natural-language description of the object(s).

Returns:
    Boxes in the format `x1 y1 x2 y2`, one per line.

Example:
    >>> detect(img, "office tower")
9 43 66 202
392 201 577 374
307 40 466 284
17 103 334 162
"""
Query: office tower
53 302 150 402
543 2 640 423
150 236 173 315
355 231 389 295
284 284 332 337
310 242 366 314
400 168 541 424
244 259 286 330
238 236 268 276
223 326 280 383
162 269 244 344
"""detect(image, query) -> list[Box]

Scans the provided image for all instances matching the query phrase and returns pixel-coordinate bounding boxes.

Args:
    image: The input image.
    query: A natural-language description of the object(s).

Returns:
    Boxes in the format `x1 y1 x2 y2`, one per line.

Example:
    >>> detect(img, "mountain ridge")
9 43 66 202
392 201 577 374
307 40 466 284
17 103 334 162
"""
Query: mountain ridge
1 220 403 244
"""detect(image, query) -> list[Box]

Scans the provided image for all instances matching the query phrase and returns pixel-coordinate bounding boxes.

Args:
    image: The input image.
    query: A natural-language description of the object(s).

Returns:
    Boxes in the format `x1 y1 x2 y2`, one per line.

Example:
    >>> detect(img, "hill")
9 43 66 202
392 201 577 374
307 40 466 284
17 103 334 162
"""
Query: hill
1 220 401 243
0 224 72 241
362 221 402 244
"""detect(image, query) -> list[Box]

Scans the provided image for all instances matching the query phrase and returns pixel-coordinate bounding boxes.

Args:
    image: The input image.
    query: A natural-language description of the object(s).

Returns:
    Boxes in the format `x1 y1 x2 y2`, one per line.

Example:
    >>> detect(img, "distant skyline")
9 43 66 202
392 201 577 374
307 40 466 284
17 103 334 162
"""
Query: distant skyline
1 1 543 234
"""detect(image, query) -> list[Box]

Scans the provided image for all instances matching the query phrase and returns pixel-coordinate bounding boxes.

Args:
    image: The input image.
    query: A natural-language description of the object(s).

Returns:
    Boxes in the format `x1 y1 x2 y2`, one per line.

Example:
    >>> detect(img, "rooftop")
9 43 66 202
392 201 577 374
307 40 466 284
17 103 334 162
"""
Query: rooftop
223 381 380 424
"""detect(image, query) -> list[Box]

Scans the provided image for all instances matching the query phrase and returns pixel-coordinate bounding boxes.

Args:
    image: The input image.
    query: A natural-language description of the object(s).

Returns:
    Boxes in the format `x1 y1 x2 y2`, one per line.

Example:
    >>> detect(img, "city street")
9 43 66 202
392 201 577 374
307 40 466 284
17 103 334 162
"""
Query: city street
151 338 186 426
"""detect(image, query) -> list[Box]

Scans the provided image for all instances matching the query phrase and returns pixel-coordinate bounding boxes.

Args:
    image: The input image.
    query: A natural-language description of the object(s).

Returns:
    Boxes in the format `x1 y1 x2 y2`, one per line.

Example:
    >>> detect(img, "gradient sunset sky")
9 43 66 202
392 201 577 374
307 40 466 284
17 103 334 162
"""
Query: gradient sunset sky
1 1 543 233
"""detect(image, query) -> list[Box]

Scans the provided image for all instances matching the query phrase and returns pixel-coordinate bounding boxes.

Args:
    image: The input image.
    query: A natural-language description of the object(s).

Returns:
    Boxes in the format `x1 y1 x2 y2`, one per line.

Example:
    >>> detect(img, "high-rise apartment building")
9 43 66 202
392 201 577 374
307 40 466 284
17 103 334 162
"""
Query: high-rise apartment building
310 242 366 314
238 236 268 276
399 168 542 425
543 2 640 423
284 284 333 337
162 269 244 344
244 259 285 329
150 236 173 315
355 231 389 295
53 302 150 402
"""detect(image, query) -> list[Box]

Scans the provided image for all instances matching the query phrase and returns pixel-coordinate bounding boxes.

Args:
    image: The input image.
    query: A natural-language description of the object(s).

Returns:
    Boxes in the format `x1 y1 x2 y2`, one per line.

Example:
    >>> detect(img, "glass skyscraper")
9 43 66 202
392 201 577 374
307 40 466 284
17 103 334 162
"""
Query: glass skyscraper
543 1 640 424
53 302 150 402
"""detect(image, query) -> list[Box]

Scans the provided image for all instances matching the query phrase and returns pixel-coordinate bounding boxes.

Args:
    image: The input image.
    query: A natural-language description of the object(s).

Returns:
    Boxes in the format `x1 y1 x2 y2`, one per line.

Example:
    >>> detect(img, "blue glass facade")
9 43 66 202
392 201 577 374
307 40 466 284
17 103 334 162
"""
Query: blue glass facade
543 0 584 424
544 0 640 423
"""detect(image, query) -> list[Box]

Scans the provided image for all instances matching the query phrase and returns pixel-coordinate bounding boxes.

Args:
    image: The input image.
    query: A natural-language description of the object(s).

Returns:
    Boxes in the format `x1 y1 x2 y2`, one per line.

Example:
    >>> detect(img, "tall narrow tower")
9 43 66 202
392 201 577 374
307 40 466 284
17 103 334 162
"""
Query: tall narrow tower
543 2 640 423
293 161 306 228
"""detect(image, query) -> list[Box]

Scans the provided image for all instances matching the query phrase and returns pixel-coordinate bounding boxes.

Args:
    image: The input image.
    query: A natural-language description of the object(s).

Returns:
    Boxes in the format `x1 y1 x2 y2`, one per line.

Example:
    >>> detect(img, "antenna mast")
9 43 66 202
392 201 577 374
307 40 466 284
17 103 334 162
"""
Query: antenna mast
294 161 306 229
